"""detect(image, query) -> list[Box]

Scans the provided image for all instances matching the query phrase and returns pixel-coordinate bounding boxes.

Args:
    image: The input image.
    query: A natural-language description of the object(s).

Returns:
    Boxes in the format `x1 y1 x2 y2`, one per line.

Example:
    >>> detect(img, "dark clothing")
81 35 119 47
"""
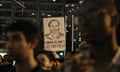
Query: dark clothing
94 48 120 72
0 64 44 72
37 66 60 72
31 65 43 72
64 48 120 72
0 63 15 72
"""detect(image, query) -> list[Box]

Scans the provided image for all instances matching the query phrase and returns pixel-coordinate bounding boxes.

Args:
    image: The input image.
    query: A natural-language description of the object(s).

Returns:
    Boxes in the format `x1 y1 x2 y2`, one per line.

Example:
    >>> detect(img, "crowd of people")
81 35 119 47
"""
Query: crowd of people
0 0 120 72
0 54 15 72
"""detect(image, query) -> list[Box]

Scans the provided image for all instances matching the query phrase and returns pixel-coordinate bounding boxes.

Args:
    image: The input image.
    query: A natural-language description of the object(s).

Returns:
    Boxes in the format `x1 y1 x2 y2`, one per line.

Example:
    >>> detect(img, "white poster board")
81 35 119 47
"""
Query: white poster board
43 17 66 51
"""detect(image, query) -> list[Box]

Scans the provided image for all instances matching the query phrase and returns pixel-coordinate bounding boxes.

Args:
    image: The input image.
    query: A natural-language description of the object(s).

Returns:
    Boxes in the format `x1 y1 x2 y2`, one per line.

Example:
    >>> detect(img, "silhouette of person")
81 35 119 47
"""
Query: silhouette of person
64 0 120 72
5 20 42 72
78 0 120 72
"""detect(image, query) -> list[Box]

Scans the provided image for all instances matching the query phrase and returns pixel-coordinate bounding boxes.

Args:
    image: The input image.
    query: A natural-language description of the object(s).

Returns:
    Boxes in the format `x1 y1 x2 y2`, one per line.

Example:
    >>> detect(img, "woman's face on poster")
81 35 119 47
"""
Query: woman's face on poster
49 21 59 33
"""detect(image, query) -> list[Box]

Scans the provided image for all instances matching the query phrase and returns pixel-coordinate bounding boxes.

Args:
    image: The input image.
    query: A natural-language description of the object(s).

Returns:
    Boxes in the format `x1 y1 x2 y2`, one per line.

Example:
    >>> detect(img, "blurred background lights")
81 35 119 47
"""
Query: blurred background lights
52 0 56 2
0 3 3 7
79 0 85 4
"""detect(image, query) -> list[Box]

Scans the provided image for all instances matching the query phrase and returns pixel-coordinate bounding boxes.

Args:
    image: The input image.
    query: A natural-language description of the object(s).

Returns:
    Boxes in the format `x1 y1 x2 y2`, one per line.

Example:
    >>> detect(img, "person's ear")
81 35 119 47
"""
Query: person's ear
31 37 38 49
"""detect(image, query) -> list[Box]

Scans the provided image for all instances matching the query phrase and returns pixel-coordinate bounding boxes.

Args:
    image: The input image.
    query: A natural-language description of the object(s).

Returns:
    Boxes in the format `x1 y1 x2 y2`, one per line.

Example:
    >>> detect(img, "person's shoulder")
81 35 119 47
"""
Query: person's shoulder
57 32 65 39
44 33 53 40
45 33 51 36
0 63 15 72
59 32 64 36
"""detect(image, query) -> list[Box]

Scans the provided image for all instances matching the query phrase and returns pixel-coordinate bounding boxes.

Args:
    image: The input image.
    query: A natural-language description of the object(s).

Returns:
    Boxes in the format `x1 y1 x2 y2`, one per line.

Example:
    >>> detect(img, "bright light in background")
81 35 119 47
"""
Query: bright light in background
79 38 82 42
59 52 64 56
68 25 71 27
0 3 3 7
52 0 56 2
71 4 75 7
31 12 35 16
66 30 69 32
47 14 51 17
79 0 84 4
74 39 77 42
0 53 7 57
65 4 69 7
69 10 72 13
42 12 45 16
